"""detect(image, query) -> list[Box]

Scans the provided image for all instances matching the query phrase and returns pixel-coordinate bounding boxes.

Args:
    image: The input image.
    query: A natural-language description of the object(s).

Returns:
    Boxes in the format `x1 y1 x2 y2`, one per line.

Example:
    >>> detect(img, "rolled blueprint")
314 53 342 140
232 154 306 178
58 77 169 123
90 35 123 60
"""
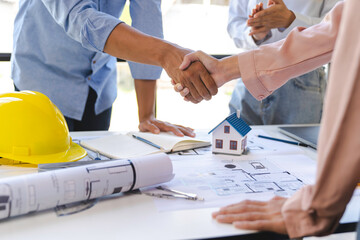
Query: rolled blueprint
0 153 173 220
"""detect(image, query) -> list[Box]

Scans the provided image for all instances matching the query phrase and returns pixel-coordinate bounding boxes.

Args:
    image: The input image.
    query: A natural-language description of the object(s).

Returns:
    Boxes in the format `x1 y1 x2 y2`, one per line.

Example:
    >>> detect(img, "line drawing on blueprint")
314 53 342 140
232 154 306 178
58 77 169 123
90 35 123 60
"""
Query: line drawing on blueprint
181 159 304 197
142 154 315 212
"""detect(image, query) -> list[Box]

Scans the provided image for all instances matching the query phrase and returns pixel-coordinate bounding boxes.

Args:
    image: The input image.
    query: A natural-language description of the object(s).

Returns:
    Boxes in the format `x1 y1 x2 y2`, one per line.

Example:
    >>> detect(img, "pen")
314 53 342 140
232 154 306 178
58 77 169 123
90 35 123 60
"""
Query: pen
132 134 163 150
257 135 308 147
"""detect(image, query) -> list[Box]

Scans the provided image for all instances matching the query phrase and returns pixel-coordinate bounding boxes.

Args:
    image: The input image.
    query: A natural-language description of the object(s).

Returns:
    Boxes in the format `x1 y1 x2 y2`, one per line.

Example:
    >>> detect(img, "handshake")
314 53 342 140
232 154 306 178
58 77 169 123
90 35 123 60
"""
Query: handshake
168 0 295 103
168 50 235 104
166 5 262 103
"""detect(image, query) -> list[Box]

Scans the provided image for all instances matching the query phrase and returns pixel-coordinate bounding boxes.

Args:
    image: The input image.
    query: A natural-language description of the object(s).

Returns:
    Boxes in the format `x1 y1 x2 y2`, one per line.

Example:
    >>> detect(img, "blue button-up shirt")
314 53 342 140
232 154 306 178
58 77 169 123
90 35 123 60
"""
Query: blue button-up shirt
11 0 163 120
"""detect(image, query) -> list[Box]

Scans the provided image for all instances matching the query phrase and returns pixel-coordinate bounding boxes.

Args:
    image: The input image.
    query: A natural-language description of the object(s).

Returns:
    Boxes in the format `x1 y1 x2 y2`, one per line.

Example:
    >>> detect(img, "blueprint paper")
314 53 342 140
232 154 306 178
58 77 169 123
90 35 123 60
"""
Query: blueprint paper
0 153 173 220
142 154 316 212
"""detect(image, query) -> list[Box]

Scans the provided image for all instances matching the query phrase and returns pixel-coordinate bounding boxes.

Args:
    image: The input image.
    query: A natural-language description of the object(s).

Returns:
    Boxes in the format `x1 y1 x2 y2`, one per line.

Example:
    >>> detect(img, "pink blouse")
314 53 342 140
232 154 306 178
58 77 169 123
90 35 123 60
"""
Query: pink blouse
238 1 360 237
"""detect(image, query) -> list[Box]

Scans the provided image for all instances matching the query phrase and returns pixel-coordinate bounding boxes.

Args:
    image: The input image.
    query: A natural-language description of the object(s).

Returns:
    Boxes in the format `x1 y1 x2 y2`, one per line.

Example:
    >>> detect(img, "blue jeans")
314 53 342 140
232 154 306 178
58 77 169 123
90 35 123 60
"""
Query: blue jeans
65 87 112 131
229 67 327 125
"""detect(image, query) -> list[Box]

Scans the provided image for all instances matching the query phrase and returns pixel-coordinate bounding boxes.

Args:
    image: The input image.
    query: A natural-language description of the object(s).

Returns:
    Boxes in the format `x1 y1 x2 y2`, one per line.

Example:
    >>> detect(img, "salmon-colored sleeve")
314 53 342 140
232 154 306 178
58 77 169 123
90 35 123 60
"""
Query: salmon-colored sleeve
238 2 343 101
237 1 360 237
282 0 360 237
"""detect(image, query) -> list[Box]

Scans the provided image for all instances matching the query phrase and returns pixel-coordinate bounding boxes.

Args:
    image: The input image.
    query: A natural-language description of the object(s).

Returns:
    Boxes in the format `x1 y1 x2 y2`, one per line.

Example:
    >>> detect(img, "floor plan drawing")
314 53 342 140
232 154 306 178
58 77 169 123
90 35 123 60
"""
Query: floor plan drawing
142 154 315 212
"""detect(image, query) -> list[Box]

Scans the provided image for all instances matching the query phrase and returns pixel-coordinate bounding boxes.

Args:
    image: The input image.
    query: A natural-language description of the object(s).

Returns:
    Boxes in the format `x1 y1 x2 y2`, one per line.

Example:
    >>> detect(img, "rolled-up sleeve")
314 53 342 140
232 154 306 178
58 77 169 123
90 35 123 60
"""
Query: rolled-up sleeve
282 0 360 237
41 0 122 52
237 1 359 237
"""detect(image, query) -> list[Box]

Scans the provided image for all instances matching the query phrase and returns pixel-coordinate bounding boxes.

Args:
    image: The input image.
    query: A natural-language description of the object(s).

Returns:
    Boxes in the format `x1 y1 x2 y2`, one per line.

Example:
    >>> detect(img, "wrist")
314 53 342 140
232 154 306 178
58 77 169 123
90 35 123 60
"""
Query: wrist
134 79 157 123
285 10 295 28
139 113 155 123
157 42 190 70
217 56 241 86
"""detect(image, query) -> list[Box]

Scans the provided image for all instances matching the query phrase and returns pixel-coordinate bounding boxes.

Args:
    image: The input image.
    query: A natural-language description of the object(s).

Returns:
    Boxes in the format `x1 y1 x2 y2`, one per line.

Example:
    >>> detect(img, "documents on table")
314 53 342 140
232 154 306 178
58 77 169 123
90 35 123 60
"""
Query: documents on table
244 129 305 158
80 131 211 159
0 153 174 220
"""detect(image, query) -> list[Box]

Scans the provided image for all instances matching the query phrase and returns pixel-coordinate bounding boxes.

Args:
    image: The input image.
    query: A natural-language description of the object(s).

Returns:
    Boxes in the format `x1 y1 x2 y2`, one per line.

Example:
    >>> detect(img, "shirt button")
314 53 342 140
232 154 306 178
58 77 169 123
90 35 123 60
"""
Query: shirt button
258 95 264 100
93 61 96 64
87 77 91 81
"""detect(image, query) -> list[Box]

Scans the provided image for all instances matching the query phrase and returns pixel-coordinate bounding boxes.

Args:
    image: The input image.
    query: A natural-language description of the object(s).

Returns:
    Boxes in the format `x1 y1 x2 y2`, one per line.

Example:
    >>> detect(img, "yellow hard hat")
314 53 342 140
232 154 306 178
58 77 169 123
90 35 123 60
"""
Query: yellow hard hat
0 91 87 164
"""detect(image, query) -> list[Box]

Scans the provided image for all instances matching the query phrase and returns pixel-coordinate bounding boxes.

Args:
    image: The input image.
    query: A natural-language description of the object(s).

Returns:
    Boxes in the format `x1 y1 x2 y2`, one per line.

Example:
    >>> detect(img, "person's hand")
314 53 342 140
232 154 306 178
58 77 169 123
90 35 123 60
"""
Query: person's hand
249 2 263 18
248 3 271 41
162 47 218 104
212 196 288 234
139 116 195 137
176 51 240 101
247 0 295 30
175 51 222 100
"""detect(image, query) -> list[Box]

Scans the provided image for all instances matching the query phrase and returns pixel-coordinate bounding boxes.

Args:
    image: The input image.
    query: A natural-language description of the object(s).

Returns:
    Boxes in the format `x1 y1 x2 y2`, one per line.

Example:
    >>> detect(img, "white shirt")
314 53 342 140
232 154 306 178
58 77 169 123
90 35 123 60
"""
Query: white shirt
228 0 340 49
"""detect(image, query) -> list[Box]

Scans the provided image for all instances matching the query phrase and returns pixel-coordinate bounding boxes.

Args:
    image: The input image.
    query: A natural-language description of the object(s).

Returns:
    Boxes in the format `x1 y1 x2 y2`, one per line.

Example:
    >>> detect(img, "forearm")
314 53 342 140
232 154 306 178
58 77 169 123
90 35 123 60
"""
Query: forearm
134 79 157 122
217 56 241 87
282 1 360 237
104 23 188 68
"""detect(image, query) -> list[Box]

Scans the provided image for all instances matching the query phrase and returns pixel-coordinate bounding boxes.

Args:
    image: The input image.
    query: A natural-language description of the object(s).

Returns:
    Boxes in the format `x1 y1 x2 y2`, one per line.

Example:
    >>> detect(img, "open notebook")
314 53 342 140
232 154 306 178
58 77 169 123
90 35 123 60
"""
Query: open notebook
80 132 211 159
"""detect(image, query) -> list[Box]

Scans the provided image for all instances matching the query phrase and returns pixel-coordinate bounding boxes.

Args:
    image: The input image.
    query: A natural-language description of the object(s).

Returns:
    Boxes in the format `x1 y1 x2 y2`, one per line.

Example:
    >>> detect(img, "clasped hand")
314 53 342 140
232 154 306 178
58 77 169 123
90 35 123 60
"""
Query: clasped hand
247 0 295 40
164 47 218 104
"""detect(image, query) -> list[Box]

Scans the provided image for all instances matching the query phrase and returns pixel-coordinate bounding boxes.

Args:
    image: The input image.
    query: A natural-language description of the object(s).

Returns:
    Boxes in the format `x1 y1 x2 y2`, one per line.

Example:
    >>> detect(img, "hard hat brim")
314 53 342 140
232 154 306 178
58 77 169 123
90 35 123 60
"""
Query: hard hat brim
0 142 87 165
0 157 38 168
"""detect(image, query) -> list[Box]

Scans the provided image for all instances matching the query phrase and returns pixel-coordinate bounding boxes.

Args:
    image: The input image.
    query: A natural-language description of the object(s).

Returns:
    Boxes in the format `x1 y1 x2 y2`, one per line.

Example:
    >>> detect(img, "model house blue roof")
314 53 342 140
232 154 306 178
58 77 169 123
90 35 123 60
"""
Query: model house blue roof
208 113 251 136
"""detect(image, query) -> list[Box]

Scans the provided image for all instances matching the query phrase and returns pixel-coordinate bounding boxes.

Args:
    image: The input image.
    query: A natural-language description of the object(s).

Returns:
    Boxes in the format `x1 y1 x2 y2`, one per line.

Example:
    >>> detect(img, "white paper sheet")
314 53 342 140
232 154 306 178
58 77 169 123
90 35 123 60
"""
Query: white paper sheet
142 154 317 212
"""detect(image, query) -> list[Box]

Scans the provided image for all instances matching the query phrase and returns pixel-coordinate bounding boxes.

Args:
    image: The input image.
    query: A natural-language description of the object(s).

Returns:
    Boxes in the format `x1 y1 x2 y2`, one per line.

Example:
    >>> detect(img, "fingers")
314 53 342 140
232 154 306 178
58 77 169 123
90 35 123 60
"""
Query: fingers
250 2 263 18
249 27 269 36
233 219 285 233
181 61 215 101
177 51 218 102
247 17 265 27
180 88 190 97
140 119 182 136
173 82 184 92
211 197 288 235
184 94 201 104
179 54 199 70
140 119 196 137
213 205 266 220
162 122 194 137
174 124 195 137
215 212 270 224
199 62 218 96
181 78 203 102
138 120 160 134
188 77 211 101
212 200 267 218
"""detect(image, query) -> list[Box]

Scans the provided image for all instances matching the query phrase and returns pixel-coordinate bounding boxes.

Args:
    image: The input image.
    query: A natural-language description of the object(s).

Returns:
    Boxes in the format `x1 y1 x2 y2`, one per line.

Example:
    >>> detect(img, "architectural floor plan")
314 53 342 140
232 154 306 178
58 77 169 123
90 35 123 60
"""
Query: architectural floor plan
142 153 316 211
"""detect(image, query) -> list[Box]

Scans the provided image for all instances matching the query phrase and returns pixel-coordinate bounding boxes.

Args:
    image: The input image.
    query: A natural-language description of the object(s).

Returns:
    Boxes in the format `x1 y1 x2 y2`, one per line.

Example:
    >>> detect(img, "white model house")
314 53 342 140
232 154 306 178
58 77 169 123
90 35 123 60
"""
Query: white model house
208 111 251 155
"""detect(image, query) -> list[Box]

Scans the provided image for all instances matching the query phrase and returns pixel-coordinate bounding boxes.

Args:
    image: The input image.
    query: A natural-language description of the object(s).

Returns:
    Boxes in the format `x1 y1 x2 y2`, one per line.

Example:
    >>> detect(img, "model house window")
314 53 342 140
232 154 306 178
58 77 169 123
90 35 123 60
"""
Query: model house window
215 139 223 149
230 140 237 150
224 126 230 133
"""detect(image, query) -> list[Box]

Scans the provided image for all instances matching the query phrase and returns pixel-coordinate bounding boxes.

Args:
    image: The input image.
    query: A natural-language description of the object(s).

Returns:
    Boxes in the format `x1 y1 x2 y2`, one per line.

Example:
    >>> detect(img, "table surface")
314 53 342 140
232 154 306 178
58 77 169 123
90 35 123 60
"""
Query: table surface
0 125 357 240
